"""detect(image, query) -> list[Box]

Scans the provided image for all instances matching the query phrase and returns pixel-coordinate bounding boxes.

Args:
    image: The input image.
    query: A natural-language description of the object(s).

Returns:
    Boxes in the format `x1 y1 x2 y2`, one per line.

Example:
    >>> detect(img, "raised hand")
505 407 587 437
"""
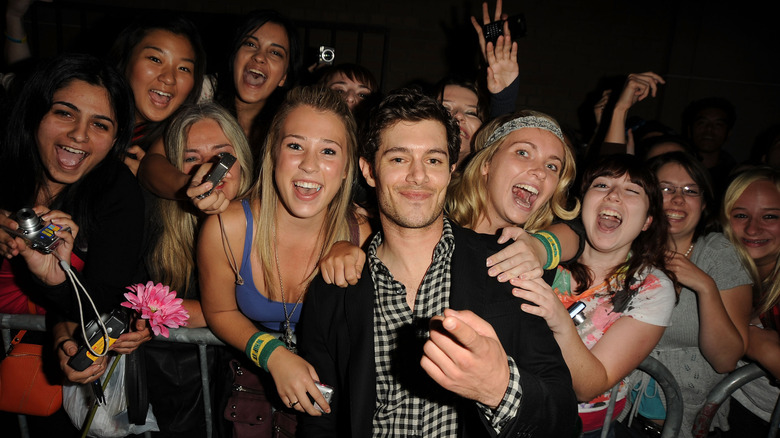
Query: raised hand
470 0 519 94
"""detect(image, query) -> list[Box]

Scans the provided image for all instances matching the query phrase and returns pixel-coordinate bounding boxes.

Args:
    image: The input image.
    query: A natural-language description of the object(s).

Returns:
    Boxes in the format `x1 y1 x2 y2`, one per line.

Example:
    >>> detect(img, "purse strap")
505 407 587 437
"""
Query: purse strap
8 329 27 352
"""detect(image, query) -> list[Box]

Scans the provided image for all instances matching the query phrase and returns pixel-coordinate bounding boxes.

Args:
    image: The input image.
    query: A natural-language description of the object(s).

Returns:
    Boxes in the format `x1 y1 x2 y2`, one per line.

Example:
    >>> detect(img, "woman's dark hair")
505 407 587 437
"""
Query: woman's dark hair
107 15 206 150
0 53 135 237
434 75 488 123
637 134 697 161
647 150 718 240
565 154 675 311
214 10 301 149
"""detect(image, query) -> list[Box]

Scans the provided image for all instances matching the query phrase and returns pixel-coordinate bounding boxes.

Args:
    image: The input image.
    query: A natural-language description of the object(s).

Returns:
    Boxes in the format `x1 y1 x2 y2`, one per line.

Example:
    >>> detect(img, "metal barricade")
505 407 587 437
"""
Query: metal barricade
692 362 779 438
599 356 683 438
1 313 225 438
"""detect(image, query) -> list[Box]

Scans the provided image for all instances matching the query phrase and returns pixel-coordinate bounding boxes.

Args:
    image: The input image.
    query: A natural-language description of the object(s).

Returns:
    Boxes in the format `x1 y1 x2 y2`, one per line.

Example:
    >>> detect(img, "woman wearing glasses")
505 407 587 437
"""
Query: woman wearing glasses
631 151 753 437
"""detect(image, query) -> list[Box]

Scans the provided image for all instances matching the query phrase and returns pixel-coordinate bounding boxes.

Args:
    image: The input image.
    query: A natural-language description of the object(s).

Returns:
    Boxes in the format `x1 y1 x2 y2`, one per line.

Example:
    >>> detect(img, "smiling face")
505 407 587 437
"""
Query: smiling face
441 85 482 165
327 72 372 111
36 79 117 195
729 180 780 271
582 173 652 258
656 162 705 243
182 119 241 201
127 29 196 123
362 119 453 230
233 22 289 106
274 105 347 221
479 128 563 232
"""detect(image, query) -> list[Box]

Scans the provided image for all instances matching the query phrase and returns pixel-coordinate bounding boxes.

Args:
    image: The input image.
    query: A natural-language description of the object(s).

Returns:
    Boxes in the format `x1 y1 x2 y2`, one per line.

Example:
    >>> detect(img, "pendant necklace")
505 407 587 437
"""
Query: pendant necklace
273 226 323 353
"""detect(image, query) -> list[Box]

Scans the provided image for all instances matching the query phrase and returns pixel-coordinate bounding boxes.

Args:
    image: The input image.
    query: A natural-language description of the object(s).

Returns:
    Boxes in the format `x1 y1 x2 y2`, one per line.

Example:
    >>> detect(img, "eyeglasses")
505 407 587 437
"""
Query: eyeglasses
660 183 702 197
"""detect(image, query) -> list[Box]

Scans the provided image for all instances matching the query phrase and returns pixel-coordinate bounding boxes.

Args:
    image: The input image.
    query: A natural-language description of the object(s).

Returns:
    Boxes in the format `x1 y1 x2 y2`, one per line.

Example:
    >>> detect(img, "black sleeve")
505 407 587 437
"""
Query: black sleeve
41 166 146 320
489 76 519 119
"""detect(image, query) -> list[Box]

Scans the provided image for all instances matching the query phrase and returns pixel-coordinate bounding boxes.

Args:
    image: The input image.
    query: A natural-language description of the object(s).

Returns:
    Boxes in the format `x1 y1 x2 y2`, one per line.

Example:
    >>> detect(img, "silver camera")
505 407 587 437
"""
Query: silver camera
319 46 335 64
314 382 334 413
568 301 586 326
2 208 64 254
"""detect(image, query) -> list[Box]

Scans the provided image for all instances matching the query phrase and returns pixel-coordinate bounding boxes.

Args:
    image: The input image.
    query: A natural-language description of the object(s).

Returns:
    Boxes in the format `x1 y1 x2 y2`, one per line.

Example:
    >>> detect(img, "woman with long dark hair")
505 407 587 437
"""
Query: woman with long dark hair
0 53 147 405
514 154 677 436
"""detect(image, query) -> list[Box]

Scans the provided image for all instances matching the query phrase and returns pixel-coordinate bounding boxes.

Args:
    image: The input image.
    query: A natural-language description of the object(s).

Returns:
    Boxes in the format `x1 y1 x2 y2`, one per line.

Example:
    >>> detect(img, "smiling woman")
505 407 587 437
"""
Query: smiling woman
108 15 205 152
198 86 370 433
0 54 149 402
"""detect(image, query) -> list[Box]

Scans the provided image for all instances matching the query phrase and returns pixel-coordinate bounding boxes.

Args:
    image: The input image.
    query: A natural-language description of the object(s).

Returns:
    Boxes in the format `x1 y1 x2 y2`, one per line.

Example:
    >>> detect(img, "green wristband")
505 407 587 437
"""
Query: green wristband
532 231 561 270
245 332 285 372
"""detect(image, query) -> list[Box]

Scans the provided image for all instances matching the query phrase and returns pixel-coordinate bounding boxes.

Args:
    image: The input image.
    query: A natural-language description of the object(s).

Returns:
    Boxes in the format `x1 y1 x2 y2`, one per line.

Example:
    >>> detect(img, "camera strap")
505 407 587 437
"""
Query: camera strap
56 254 111 357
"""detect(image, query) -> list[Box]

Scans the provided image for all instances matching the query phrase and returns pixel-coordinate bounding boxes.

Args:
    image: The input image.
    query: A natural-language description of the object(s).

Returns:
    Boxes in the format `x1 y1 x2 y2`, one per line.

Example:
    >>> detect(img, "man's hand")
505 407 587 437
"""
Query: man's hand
421 309 510 409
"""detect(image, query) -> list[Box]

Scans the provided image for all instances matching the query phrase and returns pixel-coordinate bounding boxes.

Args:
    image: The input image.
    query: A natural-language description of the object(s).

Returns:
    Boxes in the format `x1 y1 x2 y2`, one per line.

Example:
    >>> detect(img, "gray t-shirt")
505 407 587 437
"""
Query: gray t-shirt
653 232 752 436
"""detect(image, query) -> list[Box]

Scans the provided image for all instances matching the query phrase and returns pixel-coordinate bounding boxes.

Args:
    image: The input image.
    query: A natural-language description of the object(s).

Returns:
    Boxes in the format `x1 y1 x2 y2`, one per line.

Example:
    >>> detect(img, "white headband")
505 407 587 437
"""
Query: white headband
485 115 565 146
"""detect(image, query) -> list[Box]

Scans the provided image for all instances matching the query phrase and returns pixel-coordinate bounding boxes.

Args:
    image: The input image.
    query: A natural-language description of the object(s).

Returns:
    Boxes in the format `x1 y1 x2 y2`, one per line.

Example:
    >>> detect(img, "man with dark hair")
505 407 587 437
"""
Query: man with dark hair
682 97 738 201
298 88 577 437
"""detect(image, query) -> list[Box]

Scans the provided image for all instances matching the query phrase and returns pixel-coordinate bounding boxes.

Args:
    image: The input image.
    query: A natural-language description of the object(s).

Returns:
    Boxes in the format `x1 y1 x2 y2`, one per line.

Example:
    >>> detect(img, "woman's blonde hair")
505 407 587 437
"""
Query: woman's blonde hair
148 102 254 295
251 85 357 299
447 110 579 233
722 166 780 316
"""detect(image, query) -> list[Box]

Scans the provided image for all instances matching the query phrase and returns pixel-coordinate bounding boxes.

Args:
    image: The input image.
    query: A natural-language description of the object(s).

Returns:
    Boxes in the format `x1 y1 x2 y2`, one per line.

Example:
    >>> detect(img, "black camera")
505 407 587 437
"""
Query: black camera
67 308 130 371
2 208 64 254
482 13 527 45
319 46 335 65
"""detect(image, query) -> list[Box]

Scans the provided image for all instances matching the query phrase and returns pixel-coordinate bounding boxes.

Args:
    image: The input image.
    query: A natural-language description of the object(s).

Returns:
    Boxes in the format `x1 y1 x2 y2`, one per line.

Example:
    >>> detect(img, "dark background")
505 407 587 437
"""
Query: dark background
3 0 778 163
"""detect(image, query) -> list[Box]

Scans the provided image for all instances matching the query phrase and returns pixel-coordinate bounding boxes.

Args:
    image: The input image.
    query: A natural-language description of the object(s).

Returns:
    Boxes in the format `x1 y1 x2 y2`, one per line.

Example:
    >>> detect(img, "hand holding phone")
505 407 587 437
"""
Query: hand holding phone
196 153 236 200
482 13 527 45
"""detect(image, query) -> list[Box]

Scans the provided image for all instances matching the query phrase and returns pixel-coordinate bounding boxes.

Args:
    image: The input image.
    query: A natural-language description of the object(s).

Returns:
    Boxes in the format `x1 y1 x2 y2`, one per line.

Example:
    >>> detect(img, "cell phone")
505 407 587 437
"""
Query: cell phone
567 301 586 326
197 153 236 199
313 382 334 413
67 308 130 371
482 13 527 44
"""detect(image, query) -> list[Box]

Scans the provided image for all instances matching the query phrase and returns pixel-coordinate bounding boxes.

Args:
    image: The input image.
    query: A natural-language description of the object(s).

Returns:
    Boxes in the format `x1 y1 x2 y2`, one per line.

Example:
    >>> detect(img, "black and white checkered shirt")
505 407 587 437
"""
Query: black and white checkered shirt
368 218 523 437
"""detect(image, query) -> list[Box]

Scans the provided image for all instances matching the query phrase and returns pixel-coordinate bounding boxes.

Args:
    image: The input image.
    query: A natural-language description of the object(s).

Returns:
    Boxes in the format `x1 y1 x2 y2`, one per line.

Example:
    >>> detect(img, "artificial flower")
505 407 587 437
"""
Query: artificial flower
122 281 189 337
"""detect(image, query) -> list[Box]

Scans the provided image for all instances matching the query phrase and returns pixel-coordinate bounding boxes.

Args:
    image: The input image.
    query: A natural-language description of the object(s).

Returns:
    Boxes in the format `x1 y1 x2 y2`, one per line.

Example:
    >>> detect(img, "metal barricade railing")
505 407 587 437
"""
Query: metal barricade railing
599 356 683 438
1 313 225 438
692 362 779 438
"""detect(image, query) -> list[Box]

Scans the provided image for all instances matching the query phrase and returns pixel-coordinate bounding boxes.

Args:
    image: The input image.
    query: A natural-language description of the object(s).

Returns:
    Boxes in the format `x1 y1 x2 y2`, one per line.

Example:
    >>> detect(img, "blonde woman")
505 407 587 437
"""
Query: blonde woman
198 86 370 427
143 102 253 436
722 167 780 436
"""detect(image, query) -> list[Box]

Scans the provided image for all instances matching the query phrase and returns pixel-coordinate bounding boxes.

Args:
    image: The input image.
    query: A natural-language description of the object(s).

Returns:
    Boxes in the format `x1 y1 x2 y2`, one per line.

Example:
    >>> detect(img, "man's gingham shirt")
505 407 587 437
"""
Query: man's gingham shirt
368 218 523 437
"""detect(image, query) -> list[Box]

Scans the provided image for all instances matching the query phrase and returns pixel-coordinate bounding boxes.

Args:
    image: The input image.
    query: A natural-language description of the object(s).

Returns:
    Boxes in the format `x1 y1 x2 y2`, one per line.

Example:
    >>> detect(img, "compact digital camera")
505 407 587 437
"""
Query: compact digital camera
314 382 334 413
319 46 335 65
68 308 130 371
2 208 64 254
